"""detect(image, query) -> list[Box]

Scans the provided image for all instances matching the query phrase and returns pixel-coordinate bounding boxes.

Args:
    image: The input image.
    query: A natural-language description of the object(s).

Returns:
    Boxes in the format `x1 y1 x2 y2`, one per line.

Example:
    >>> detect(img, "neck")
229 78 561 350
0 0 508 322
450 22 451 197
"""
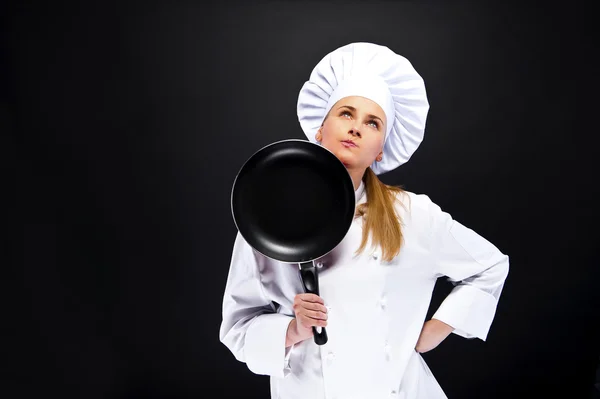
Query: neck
346 167 366 191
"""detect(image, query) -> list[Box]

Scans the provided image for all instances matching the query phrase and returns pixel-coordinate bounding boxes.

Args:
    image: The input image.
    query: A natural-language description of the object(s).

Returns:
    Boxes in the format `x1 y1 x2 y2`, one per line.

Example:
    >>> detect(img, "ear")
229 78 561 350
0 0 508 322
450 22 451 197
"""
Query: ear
316 128 322 142
376 150 383 162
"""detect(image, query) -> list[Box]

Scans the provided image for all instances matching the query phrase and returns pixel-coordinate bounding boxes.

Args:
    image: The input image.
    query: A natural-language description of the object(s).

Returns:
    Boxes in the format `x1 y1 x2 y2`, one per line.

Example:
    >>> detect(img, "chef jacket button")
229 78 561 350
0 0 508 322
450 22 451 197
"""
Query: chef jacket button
326 352 335 364
378 296 387 310
372 252 379 260
385 342 392 361
390 390 398 397
316 261 324 268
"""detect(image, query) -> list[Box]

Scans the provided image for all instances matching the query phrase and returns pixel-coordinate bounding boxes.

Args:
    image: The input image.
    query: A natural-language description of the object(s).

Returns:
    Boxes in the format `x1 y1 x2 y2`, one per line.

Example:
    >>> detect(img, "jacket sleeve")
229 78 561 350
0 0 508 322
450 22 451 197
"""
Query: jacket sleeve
219 232 295 378
426 197 510 341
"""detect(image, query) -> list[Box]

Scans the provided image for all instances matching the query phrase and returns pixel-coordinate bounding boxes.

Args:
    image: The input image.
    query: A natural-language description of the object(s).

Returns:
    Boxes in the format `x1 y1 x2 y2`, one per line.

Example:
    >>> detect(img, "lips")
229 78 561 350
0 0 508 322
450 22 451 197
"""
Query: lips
341 140 357 148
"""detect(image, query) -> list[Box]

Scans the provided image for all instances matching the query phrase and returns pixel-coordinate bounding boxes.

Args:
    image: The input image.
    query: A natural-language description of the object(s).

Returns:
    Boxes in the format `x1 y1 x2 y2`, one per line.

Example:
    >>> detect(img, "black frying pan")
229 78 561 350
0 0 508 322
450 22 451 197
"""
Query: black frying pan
231 139 356 345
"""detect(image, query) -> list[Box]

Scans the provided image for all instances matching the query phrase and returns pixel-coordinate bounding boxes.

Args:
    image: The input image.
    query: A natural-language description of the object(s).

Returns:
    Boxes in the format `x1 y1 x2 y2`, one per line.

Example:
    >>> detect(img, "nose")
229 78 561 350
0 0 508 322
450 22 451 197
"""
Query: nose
349 127 361 138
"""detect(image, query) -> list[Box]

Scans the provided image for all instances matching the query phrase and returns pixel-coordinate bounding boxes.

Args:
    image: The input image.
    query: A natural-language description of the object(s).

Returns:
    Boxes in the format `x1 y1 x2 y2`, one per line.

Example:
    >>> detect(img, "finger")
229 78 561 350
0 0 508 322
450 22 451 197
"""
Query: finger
296 293 324 304
299 313 328 327
300 309 328 320
298 301 328 313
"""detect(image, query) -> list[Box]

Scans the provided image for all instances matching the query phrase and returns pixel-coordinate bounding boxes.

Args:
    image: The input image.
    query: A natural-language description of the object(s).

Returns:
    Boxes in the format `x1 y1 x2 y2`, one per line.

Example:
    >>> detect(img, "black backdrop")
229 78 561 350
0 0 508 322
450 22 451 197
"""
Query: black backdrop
5 2 599 398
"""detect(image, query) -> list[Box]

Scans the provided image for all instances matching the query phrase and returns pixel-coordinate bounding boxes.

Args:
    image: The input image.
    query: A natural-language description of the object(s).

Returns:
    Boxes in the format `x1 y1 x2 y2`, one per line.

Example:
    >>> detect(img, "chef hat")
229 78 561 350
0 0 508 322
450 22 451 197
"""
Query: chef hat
297 42 430 175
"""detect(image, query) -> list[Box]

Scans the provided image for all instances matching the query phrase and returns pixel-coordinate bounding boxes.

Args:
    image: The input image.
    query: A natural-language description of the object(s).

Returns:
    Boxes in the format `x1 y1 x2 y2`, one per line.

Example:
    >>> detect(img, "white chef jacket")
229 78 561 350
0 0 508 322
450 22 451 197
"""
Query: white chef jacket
219 181 509 399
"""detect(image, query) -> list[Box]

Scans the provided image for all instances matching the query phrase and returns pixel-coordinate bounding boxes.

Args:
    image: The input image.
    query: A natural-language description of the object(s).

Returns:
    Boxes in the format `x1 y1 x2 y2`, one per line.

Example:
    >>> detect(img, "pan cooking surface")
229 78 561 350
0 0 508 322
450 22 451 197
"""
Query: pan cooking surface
232 140 355 263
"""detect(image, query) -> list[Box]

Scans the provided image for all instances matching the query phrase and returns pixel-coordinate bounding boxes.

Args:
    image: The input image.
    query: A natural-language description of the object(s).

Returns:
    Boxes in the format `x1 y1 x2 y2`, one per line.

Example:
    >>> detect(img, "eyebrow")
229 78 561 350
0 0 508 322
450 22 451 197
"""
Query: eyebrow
337 105 384 125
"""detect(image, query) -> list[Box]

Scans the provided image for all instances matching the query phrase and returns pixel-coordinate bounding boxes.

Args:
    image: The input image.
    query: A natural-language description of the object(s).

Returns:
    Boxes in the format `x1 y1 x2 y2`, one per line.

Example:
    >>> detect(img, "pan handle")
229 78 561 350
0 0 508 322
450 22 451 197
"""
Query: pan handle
299 261 328 345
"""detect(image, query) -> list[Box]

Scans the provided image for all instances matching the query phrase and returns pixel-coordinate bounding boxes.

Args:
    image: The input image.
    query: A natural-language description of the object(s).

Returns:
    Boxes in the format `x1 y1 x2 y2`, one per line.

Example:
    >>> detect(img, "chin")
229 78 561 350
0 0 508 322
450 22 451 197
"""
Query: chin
336 155 354 168
324 144 354 166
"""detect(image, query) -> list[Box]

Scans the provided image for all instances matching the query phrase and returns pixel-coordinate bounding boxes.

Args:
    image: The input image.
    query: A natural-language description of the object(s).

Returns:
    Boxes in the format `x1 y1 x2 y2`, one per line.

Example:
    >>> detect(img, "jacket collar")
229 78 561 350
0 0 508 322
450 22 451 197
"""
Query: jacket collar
355 180 366 206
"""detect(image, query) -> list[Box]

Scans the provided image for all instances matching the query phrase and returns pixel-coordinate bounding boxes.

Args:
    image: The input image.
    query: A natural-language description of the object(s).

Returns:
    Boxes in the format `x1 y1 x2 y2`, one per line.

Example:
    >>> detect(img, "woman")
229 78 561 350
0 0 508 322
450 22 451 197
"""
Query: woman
219 42 509 399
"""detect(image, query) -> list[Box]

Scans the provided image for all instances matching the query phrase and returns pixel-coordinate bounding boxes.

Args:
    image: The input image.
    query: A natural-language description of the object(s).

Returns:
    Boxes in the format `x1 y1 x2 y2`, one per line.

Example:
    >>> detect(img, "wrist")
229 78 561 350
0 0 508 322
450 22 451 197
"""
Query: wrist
430 318 454 334
285 318 300 347
286 318 312 347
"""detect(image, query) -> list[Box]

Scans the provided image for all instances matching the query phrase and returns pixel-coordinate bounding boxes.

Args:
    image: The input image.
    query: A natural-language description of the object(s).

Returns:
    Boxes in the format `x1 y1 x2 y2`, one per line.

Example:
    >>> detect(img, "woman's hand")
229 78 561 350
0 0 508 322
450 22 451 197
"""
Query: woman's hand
415 319 454 353
286 293 328 347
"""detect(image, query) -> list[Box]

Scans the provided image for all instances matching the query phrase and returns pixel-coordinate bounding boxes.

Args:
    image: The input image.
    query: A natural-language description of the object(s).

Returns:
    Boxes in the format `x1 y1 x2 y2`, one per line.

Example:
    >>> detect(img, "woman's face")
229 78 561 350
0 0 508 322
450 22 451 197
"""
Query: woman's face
317 96 386 171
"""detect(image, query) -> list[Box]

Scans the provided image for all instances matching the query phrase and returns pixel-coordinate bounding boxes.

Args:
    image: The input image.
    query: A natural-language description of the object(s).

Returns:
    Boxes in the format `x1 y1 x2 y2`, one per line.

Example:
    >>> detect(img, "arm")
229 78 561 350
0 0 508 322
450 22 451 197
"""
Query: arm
219 232 295 378
286 319 303 348
286 317 323 348
427 197 510 341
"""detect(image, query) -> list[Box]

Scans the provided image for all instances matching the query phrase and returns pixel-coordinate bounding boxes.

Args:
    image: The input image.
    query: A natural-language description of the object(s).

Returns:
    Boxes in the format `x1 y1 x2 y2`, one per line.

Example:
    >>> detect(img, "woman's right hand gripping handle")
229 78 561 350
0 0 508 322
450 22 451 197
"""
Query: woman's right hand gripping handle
285 293 328 347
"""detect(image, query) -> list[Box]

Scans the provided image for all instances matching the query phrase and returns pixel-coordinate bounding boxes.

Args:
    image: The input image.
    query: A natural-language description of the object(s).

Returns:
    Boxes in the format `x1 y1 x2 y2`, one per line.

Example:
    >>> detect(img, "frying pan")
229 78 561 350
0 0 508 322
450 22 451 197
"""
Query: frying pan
231 139 356 345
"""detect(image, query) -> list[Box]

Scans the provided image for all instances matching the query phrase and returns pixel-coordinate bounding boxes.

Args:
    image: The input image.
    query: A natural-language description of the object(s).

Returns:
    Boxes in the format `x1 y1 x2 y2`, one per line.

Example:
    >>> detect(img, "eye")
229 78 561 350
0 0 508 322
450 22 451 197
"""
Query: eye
368 120 380 129
340 110 352 118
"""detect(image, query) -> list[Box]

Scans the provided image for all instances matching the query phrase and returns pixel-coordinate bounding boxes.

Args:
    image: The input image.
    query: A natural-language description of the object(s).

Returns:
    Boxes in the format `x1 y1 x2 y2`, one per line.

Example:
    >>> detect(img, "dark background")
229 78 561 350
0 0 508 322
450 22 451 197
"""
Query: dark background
5 1 599 398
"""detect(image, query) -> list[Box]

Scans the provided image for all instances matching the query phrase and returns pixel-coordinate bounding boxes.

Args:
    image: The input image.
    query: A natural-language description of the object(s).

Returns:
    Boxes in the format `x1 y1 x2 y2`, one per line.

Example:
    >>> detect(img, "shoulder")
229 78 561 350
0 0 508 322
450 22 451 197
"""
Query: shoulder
390 188 452 234
233 231 265 264
391 189 438 216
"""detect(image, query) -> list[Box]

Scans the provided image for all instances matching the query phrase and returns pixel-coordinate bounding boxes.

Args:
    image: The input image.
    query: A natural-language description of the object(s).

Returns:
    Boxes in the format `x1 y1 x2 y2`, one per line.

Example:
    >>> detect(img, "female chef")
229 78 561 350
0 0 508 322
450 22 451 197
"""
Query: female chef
219 42 510 399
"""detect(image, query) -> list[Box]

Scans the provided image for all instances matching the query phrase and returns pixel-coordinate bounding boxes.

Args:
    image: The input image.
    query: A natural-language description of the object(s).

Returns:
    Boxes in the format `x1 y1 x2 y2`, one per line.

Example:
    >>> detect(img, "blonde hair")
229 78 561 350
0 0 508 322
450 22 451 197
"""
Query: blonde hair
355 167 406 262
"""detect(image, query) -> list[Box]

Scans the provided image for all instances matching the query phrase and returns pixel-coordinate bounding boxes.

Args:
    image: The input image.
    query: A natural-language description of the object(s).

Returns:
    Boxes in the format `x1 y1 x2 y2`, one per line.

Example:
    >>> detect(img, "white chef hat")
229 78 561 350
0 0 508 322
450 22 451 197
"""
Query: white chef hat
297 42 430 175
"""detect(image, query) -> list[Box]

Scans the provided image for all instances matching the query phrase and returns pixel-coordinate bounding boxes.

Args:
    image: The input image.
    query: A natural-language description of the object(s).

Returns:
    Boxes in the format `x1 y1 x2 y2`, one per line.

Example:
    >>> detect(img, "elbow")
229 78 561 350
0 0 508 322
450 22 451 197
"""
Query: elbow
490 252 509 285
501 254 510 279
221 334 248 364
219 320 248 364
